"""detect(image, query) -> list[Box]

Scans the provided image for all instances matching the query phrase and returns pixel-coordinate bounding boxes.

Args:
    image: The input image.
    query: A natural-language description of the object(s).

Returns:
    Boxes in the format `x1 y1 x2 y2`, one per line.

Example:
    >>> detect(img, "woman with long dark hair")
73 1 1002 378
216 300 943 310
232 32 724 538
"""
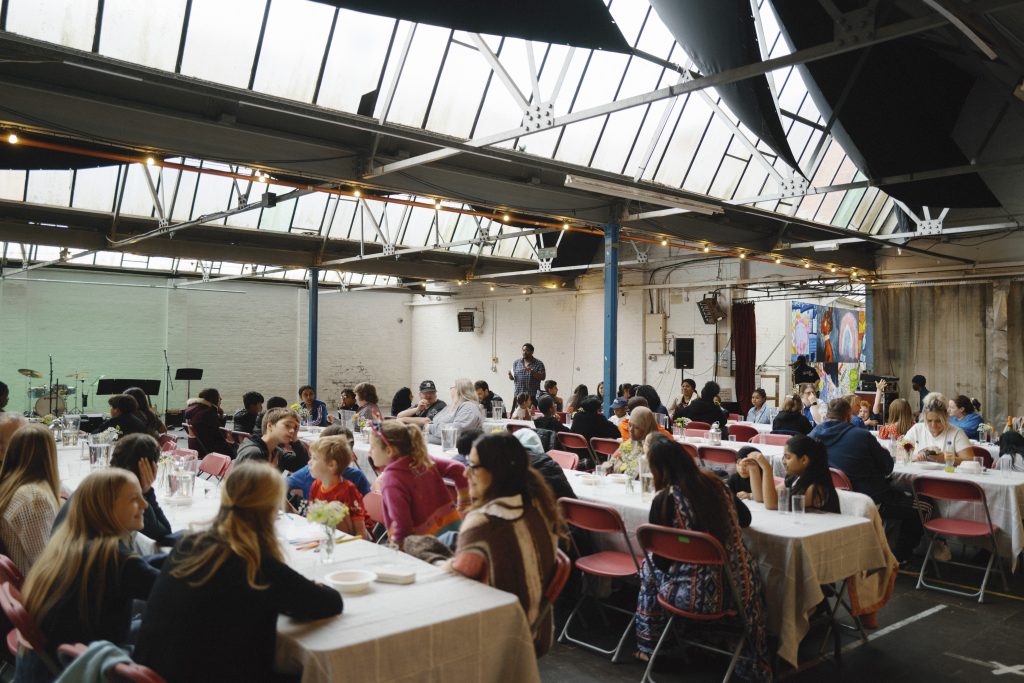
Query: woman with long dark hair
634 434 770 681
125 387 166 437
745 434 839 513
565 384 589 414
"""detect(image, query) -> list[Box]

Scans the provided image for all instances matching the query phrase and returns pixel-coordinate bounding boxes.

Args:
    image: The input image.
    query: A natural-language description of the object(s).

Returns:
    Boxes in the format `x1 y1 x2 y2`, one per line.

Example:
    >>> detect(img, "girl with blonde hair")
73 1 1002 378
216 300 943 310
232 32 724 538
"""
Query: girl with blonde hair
18 468 156 683
0 424 62 574
878 398 915 440
134 463 342 682
368 420 468 548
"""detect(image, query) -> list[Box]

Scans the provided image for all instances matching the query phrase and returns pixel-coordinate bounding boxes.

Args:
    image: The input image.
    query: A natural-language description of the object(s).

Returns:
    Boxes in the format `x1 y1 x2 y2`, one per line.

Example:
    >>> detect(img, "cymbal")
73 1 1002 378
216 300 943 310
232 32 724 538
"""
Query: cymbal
18 368 42 378
66 371 89 380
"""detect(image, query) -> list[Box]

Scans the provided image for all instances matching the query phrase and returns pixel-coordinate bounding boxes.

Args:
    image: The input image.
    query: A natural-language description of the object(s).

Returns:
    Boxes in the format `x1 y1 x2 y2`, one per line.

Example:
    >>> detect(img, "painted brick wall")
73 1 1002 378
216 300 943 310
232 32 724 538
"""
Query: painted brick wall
0 271 411 415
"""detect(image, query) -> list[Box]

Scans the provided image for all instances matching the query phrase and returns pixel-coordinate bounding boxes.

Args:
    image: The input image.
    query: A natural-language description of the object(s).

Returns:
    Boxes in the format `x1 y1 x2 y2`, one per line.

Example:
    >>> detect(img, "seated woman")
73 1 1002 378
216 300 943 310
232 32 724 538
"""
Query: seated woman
353 382 384 423
745 388 773 424
635 435 769 681
673 381 729 433
390 387 414 416
402 379 484 446
564 384 589 415
449 433 563 655
0 424 61 574
134 463 343 683
125 387 167 438
566 395 620 446
615 406 669 447
771 394 813 435
368 420 468 548
510 392 534 421
905 392 973 463
726 445 768 498
92 394 149 437
948 395 983 440
799 383 824 427
745 434 839 513
184 388 233 456
17 469 158 683
298 385 330 427
877 398 914 440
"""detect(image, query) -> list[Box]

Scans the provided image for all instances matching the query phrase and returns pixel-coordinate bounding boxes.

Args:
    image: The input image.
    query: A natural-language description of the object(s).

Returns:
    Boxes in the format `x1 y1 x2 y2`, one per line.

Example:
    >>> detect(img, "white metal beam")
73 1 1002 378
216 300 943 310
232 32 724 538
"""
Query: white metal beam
785 221 1021 248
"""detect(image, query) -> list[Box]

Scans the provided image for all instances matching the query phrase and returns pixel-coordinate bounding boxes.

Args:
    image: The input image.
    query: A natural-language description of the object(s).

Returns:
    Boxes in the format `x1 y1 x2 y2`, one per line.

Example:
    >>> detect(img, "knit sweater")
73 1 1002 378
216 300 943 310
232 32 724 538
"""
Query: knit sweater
0 482 59 574
380 456 468 545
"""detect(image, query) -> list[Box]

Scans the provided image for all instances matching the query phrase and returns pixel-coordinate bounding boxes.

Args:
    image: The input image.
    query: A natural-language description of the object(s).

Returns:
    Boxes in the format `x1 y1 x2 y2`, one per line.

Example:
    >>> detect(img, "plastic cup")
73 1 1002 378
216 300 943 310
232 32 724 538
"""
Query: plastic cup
944 455 956 473
777 487 790 515
791 494 805 519
441 425 459 452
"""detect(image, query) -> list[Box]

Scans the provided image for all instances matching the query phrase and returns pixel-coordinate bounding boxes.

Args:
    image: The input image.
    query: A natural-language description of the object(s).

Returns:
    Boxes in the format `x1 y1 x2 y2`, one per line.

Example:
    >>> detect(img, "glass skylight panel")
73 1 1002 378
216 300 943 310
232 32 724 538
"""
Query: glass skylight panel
179 0 265 89
98 0 187 71
291 193 329 233
683 114 734 195
590 107 646 174
653 96 711 187
34 245 61 261
0 171 27 202
24 170 72 207
94 251 124 267
385 23 451 128
71 166 119 212
251 0 335 102
423 42 494 138
5 0 97 51
190 172 235 225
708 156 747 200
315 10 396 113
257 192 295 232
148 256 174 271
169 169 200 222
399 205 434 246
325 198 357 239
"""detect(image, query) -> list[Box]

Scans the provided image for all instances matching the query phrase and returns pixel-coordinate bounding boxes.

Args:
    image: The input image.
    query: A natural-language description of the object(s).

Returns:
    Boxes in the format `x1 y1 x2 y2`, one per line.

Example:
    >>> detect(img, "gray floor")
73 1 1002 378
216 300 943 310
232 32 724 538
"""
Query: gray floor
539 554 1024 682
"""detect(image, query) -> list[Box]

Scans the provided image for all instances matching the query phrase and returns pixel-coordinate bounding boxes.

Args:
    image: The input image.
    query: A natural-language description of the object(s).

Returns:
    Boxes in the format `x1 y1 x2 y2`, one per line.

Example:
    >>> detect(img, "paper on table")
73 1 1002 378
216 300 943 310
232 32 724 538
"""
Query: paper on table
277 514 353 545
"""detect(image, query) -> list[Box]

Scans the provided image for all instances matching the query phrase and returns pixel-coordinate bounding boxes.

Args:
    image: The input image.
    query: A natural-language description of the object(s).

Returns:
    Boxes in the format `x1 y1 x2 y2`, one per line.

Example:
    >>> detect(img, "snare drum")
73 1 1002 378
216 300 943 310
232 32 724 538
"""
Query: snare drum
28 386 47 399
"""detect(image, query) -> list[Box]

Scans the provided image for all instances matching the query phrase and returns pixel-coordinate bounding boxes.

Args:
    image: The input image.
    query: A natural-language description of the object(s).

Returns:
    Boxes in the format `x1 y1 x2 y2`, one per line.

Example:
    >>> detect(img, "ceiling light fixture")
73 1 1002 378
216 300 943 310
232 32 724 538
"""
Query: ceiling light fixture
803 261 810 268
703 244 710 253
738 251 746 259
6 134 17 144
563 174 724 216
774 256 782 264
145 157 155 166
503 214 510 222
562 223 569 231
661 239 668 246
353 189 361 198
434 200 442 209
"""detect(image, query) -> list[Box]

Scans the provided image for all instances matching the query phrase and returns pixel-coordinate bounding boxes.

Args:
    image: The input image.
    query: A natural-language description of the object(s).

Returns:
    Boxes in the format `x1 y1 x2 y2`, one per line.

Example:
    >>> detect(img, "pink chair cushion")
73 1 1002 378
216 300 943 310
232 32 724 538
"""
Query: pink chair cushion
575 551 643 578
924 518 997 539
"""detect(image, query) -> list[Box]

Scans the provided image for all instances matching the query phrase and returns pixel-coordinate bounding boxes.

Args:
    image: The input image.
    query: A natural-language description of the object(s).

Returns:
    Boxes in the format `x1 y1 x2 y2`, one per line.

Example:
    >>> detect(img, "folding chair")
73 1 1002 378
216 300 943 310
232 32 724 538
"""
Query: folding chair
57 643 167 683
222 459 234 479
556 432 594 470
198 453 231 482
971 445 994 469
680 443 700 461
728 424 759 443
531 549 572 643
589 437 620 461
829 467 853 491
547 449 579 470
728 413 743 422
157 434 177 449
557 498 643 663
636 524 752 683
0 556 23 590
912 476 1008 603
363 491 388 544
686 421 711 431
698 446 738 470
218 427 236 446
0 583 60 675
751 433 791 446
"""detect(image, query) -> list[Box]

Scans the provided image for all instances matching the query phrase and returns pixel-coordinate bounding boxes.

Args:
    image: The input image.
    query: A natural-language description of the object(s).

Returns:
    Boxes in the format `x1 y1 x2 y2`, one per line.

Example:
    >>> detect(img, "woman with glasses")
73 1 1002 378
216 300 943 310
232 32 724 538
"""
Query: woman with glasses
449 433 564 655
368 420 468 548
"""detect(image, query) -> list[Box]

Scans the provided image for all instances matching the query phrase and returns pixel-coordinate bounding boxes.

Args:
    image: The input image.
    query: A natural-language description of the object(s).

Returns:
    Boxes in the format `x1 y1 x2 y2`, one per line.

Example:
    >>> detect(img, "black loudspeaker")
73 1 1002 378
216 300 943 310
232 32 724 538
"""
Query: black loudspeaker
674 338 694 369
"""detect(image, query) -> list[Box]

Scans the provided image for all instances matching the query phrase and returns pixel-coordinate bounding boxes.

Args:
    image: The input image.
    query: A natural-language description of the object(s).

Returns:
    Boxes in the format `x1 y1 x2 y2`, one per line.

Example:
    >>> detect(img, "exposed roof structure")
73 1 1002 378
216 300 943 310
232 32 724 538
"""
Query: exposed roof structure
0 0 1021 287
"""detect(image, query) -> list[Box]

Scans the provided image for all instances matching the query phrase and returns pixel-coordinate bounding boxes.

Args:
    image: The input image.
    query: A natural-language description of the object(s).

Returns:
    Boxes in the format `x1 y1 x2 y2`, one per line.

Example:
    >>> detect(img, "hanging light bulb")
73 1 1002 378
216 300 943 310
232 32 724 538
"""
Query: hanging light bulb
434 200 442 209
6 134 18 144
703 244 710 253
803 261 810 268
562 223 569 231
353 189 361 198
661 239 668 246
738 251 746 259
830 265 837 273
503 214 510 222
774 256 782 264
489 285 495 291
145 157 155 166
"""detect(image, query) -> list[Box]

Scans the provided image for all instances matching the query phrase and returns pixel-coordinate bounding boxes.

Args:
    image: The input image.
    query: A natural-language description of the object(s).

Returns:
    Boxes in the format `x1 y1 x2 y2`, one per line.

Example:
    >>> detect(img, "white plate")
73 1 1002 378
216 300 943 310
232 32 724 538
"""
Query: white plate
325 569 377 594
914 462 944 470
606 473 628 484
578 474 601 485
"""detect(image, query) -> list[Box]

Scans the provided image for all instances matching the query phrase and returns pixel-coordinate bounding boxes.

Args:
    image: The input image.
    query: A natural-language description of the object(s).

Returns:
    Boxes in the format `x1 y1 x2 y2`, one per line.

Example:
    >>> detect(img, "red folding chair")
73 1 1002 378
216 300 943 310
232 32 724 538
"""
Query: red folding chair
830 467 853 491
683 429 708 439
556 432 594 469
363 491 388 544
531 549 572 643
751 433 791 446
547 449 579 470
219 427 236 445
728 424 759 443
556 411 569 425
686 421 711 431
680 443 700 461
912 476 1008 603
198 453 231 482
0 556 23 590
57 643 167 683
971 445 994 469
698 446 738 469
158 434 177 449
589 437 620 461
222 460 234 478
557 498 643 662
728 413 743 422
636 524 753 683
0 583 59 675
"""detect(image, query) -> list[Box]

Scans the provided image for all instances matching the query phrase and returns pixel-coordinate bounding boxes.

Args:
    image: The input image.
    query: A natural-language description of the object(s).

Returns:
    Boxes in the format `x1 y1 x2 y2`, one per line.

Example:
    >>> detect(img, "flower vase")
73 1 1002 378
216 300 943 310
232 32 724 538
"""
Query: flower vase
320 524 336 564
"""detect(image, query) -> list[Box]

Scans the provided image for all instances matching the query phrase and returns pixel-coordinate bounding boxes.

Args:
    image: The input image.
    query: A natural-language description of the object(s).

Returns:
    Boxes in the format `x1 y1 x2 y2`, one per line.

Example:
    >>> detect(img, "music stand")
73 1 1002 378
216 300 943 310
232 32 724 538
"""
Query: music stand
96 380 161 396
175 369 204 401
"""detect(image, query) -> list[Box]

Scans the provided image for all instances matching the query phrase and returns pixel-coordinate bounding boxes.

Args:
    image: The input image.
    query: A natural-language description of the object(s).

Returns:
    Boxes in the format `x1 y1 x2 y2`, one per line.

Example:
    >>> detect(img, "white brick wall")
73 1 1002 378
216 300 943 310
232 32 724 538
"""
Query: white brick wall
0 271 411 415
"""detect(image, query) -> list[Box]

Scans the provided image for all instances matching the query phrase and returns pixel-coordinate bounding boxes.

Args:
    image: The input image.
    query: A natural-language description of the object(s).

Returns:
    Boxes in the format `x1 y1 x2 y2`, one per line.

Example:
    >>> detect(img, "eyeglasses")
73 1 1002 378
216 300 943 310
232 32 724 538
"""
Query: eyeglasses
368 420 391 449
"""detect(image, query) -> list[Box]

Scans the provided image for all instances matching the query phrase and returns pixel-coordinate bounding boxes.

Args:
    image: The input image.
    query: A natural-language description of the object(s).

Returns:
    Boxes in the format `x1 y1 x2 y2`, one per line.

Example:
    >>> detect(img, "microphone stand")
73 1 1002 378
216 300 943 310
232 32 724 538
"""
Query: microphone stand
163 350 174 427
47 355 55 416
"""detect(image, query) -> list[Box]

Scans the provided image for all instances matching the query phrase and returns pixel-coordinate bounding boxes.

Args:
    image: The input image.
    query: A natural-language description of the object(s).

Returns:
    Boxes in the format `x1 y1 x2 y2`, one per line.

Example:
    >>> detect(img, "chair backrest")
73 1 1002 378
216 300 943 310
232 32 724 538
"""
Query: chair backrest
547 449 579 470
686 421 711 431
199 453 231 478
556 411 569 425
636 523 727 566
589 437 620 457
728 413 743 422
0 555 24 589
556 432 589 451
442 478 459 504
222 460 234 478
218 427 235 444
752 433 791 446
158 434 177 448
680 443 700 461
363 491 385 523
830 467 853 491
912 476 986 503
728 424 759 443
558 497 627 534
683 429 707 438
0 583 47 655
173 448 199 459
531 548 572 639
698 447 737 467
971 445 994 469
231 430 250 443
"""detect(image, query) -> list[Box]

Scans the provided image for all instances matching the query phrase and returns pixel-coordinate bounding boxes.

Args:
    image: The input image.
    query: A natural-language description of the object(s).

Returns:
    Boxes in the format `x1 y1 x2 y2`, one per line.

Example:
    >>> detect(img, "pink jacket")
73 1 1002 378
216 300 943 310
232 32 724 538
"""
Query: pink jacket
380 456 469 545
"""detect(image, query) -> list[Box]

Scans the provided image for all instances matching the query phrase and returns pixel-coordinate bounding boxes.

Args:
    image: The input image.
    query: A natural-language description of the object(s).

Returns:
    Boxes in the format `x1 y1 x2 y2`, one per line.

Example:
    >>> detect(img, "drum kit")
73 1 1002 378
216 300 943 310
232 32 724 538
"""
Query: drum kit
18 367 89 417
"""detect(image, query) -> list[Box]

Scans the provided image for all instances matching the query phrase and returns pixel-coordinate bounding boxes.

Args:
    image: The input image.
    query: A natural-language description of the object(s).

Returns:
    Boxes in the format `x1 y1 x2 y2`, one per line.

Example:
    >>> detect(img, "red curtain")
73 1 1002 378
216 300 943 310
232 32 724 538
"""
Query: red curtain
732 302 756 414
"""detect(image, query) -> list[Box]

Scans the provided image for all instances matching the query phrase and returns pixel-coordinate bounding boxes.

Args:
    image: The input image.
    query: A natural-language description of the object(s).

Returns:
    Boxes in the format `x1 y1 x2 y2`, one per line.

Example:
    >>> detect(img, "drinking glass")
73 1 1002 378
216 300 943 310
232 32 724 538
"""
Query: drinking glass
728 435 737 442
441 425 459 452
791 494 805 519
999 455 1014 478
640 471 656 501
974 456 986 472
777 487 790 515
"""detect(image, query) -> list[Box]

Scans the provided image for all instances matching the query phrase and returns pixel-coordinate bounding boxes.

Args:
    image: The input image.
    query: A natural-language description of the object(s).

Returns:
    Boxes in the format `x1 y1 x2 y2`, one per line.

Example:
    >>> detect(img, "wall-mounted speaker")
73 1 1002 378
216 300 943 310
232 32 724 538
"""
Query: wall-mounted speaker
674 338 694 369
697 296 726 325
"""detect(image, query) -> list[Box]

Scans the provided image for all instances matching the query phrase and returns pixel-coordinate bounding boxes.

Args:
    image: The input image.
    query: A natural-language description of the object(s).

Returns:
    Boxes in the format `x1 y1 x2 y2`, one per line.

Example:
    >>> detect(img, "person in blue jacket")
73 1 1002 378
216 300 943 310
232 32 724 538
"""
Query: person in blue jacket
948 395 983 440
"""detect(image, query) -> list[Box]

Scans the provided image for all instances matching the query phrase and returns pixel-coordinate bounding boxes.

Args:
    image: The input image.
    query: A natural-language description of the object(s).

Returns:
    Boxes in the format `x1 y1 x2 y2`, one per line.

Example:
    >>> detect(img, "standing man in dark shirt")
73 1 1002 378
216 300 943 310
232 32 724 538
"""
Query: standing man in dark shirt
509 343 546 400
231 391 264 434
911 375 929 412
396 380 447 420
474 380 504 418
791 355 820 386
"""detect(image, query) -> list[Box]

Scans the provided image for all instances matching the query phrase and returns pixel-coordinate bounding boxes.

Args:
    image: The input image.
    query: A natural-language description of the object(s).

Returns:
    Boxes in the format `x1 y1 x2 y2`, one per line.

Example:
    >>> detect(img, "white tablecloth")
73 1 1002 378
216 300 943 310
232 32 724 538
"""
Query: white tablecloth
565 470 885 667
726 421 774 434
56 444 539 683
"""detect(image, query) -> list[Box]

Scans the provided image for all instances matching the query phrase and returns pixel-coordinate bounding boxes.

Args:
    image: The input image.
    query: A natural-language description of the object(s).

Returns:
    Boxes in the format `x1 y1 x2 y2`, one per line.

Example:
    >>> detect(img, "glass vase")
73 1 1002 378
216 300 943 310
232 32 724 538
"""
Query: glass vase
320 524 336 564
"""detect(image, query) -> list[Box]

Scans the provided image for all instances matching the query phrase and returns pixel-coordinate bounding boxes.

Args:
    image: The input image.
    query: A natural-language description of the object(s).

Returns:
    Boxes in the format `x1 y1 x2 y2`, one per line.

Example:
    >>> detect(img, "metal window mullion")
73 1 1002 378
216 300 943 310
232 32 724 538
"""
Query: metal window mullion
312 8 339 105
651 85 692 180
174 0 193 74
677 107 716 191
0 0 8 31
550 49 595 160
187 160 203 221
92 0 105 53
286 194 300 233
380 22 417 123
421 30 455 130
247 0 272 90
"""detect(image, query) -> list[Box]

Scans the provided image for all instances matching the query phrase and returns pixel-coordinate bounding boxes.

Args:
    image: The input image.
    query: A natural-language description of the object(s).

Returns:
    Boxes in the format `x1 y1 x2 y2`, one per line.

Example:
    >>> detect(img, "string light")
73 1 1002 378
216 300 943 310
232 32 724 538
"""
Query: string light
703 244 710 253
521 287 527 294
738 251 746 259
145 157 155 166
503 214 511 223
489 285 495 291
353 189 361 198
434 200 442 209
830 265 837 273
774 256 782 264
661 239 668 246
803 261 810 268
6 134 17 144
562 223 569 231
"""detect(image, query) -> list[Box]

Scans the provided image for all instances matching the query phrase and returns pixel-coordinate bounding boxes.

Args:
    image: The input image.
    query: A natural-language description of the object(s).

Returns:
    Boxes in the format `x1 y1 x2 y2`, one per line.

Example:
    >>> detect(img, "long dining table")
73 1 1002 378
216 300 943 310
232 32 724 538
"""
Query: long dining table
55 442 540 683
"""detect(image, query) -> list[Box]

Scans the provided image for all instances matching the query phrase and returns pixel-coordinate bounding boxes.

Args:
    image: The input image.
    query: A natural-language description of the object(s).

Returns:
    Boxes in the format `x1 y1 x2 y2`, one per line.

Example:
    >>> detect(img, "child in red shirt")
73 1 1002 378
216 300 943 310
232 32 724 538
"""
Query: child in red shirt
309 435 369 539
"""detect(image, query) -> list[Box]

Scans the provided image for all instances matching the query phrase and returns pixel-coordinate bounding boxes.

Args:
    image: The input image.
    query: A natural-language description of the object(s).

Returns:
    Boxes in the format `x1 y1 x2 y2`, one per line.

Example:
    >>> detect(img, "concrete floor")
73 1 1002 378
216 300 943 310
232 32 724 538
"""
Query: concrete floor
539 554 1024 682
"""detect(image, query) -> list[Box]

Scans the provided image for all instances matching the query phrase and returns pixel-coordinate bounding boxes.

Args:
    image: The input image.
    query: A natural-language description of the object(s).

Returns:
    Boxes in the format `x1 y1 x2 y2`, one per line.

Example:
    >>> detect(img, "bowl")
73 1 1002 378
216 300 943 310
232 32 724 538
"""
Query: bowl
325 569 377 594
957 462 983 474
578 474 601 485
606 473 628 484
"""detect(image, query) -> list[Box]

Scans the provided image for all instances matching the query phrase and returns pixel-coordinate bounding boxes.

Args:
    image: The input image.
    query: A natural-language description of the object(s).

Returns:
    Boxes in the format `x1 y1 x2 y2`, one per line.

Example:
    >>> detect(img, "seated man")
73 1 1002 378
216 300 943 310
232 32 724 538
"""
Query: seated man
396 380 447 420
93 394 149 436
184 387 234 456
533 395 567 434
474 380 504 418
543 380 564 412
231 391 264 434
338 389 359 413
608 396 628 425
810 398 922 562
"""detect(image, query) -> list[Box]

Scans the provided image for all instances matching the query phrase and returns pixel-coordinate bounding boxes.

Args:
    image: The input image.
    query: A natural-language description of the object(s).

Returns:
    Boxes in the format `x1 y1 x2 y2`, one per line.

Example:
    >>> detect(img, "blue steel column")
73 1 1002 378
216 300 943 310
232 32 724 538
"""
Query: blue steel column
308 267 319 389
602 224 619 416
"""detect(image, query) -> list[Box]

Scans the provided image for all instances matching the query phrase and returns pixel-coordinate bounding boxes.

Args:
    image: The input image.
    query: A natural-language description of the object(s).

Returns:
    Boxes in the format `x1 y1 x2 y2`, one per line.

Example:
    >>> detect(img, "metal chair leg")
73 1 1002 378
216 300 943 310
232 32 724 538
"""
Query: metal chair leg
641 615 675 683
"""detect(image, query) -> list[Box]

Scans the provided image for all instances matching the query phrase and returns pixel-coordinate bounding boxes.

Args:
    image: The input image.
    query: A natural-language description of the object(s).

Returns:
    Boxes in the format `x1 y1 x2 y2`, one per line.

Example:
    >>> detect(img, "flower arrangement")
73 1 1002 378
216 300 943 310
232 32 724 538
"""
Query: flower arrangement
307 500 349 528
897 436 914 454
674 417 691 428
289 403 312 421
41 414 56 426
610 440 642 478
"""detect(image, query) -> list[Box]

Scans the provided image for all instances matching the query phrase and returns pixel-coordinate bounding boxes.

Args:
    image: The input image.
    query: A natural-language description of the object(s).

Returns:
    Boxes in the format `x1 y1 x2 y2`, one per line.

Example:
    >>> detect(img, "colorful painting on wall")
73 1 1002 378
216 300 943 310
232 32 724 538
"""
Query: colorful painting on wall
790 302 865 397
